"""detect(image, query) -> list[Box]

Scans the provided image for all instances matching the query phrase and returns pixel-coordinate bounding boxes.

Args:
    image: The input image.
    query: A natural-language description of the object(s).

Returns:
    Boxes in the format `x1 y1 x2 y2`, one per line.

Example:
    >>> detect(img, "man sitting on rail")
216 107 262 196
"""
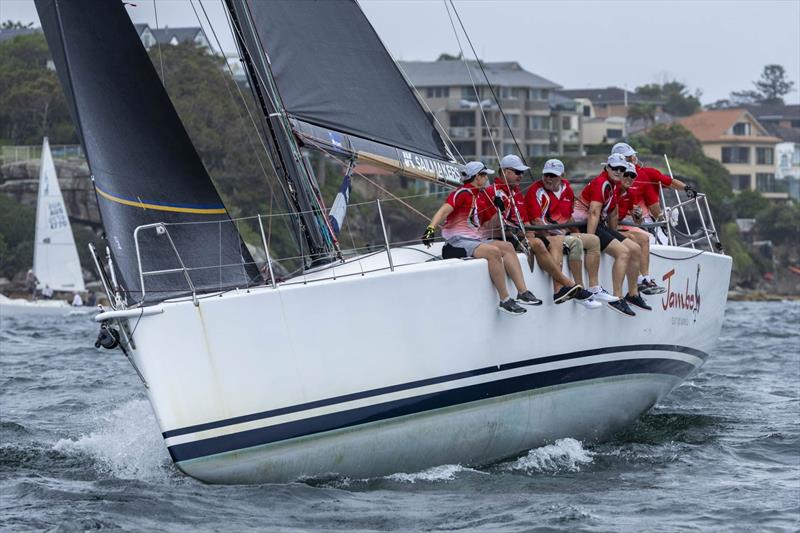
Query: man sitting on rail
525 159 613 310
615 162 666 295
422 161 541 315
482 154 583 305
572 154 650 317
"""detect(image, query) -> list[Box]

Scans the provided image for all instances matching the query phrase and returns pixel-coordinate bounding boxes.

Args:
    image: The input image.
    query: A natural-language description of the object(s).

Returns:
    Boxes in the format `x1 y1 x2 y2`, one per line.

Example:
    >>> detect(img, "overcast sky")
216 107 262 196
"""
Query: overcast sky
2 0 798 105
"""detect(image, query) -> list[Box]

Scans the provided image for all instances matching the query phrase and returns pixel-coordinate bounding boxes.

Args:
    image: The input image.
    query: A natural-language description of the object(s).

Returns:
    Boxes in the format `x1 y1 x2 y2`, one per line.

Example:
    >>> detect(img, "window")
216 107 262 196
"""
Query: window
453 141 476 157
756 147 774 165
732 122 751 135
503 143 517 155
482 141 497 155
606 129 623 139
756 173 775 192
449 112 476 127
791 119 800 128
425 87 449 98
562 116 572 130
462 86 480 98
793 144 800 165
505 114 519 128
499 87 518 100
721 146 750 164
730 174 751 191
582 105 591 117
528 88 549 101
528 144 546 157
527 116 549 130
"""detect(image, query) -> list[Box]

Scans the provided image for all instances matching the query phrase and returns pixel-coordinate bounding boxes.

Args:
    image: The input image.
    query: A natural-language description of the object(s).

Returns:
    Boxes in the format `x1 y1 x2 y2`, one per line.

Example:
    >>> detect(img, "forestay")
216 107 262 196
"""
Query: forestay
36 0 260 304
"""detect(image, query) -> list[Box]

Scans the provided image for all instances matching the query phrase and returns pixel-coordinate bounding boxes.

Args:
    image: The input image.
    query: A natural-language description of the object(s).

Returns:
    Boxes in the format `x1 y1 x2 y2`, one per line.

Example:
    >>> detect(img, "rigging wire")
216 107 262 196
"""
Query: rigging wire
152 0 166 86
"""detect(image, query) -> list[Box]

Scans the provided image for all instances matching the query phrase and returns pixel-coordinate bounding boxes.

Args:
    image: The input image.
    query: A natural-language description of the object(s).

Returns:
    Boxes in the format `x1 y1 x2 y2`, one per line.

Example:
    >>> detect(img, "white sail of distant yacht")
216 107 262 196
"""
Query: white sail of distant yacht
33 137 84 292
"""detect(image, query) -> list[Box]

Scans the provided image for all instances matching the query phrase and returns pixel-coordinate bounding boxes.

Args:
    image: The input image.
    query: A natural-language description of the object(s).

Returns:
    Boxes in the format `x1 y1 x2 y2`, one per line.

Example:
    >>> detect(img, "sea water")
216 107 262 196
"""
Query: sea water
1 302 798 531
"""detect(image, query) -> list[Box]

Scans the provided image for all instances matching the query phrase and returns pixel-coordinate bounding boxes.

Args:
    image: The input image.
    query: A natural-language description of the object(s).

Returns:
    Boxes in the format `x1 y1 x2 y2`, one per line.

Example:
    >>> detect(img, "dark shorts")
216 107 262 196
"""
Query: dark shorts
577 223 626 251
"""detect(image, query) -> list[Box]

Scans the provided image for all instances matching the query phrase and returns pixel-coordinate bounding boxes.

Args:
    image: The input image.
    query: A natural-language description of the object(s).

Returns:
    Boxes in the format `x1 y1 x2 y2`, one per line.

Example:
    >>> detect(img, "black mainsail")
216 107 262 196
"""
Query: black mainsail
36 0 260 303
225 0 463 186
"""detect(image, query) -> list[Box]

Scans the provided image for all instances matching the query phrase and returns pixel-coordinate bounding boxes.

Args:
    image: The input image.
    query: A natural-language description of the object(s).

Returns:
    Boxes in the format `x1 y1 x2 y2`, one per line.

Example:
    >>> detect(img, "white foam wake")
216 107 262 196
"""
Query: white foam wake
385 463 484 483
53 398 175 481
506 438 594 474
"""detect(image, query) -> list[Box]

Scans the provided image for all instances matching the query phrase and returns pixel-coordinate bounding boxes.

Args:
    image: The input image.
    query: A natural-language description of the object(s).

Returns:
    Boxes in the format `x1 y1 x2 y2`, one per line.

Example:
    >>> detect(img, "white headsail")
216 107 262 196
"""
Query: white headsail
33 138 85 292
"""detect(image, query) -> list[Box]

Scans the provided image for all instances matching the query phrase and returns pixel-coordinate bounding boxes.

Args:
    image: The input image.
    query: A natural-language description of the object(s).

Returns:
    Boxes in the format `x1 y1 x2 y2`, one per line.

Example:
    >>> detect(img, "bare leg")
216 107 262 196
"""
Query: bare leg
622 238 641 296
490 241 528 293
624 229 650 276
524 233 573 289
473 244 509 301
546 235 566 292
602 240 629 298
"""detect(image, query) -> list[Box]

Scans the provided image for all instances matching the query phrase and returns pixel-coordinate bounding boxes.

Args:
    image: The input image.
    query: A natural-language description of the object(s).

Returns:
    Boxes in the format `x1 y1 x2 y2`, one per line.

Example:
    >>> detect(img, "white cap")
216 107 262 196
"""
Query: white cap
611 142 636 157
606 153 627 168
461 161 494 182
623 162 638 177
499 154 530 171
542 159 565 176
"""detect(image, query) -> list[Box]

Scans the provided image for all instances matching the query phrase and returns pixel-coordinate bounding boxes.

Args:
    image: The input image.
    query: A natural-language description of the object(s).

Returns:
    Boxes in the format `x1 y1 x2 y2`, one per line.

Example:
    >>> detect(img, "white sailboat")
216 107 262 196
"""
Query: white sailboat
37 0 731 484
0 138 86 316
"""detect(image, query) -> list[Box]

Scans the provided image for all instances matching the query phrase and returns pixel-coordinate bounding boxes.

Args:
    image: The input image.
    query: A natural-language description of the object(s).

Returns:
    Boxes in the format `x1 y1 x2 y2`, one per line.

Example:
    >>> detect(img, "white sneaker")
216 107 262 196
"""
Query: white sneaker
575 297 602 309
589 286 618 303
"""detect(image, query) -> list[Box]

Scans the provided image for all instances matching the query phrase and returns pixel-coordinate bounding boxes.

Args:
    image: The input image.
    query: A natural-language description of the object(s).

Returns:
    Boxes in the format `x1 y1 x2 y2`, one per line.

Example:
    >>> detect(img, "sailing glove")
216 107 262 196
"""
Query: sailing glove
493 196 505 212
422 225 435 247
684 184 698 199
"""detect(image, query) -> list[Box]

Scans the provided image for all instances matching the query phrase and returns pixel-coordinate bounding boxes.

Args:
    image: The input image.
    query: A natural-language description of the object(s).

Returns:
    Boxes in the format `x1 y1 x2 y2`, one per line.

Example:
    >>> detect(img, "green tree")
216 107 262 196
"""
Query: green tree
0 32 77 144
731 64 795 105
634 81 701 117
627 103 656 128
733 189 770 218
0 194 35 279
755 202 800 246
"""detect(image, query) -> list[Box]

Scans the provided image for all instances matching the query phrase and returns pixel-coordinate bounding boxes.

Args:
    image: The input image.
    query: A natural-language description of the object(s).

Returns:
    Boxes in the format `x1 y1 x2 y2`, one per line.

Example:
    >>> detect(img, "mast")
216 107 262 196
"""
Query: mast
224 0 337 267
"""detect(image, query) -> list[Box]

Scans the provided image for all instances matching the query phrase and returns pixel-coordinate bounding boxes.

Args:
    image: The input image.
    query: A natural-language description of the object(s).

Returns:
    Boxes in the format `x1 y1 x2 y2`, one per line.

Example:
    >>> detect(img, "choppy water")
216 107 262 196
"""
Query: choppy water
1 301 798 532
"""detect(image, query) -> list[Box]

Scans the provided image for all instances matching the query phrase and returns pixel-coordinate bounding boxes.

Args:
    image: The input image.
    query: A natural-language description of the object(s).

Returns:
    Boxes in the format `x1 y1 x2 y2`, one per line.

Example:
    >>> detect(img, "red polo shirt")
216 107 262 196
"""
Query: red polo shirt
616 182 650 221
442 183 487 240
635 166 672 197
483 178 529 225
525 179 575 234
574 171 617 222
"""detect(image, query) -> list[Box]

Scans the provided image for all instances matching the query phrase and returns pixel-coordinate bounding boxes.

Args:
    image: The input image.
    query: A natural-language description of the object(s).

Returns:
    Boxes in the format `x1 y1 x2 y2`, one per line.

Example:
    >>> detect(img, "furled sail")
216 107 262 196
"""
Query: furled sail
225 0 462 187
35 0 260 304
33 137 85 292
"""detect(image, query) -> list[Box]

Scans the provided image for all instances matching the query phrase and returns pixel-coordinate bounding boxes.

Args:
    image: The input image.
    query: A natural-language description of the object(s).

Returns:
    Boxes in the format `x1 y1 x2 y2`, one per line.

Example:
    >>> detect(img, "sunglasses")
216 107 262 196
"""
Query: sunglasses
508 169 524 176
543 173 560 179
623 172 636 179
609 166 627 173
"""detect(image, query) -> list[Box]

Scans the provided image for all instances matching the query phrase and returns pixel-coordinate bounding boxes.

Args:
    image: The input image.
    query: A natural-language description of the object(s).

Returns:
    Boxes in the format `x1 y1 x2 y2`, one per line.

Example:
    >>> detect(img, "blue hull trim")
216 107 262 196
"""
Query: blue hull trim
168 352 701 463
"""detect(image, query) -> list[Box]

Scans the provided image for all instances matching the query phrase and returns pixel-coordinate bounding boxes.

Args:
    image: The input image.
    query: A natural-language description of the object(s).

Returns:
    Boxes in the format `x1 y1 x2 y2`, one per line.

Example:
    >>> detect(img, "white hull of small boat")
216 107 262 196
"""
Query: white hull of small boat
0 295 90 317
104 244 730 484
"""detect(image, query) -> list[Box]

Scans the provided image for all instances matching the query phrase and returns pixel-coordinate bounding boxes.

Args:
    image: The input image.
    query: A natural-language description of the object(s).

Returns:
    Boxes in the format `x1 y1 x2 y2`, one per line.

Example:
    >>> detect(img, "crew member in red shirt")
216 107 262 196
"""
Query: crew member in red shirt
615 162 666 295
573 154 649 316
422 161 541 315
611 142 698 222
526 159 610 310
483 154 582 304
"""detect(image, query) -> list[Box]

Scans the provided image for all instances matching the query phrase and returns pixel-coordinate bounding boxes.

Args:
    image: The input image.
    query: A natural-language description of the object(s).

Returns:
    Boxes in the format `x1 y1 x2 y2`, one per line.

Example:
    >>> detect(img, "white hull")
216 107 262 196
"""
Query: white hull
0 295 90 317
108 244 730 484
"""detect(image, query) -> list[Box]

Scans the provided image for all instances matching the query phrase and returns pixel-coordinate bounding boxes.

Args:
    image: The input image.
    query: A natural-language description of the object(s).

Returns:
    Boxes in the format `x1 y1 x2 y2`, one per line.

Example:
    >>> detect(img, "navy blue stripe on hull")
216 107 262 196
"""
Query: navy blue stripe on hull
163 344 706 440
168 357 695 463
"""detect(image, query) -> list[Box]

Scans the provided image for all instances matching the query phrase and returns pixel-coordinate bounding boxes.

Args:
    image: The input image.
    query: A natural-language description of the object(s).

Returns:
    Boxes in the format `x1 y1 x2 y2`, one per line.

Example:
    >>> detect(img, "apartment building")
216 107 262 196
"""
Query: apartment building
398 60 579 164
680 108 786 200
558 87 665 145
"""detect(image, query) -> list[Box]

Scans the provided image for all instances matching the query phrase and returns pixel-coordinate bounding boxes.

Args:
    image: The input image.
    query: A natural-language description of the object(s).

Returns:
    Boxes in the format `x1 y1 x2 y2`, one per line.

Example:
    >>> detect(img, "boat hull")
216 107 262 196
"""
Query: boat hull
0 295 90 317
116 244 730 483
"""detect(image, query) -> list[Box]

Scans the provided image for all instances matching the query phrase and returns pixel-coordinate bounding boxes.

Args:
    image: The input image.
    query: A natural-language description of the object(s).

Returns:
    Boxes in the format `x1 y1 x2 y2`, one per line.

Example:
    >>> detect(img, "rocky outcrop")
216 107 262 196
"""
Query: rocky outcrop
0 157 101 227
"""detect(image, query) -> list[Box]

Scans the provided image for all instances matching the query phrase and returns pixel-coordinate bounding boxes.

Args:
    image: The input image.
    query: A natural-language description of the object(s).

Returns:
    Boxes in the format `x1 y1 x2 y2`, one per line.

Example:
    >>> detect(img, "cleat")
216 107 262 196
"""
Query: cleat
625 293 652 311
553 284 582 304
516 290 543 306
607 298 636 316
499 298 527 315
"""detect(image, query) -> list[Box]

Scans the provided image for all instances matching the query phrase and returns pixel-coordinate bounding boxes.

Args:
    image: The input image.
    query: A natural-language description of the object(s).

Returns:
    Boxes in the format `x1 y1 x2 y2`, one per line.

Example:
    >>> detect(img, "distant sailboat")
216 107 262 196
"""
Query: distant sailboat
0 138 86 316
